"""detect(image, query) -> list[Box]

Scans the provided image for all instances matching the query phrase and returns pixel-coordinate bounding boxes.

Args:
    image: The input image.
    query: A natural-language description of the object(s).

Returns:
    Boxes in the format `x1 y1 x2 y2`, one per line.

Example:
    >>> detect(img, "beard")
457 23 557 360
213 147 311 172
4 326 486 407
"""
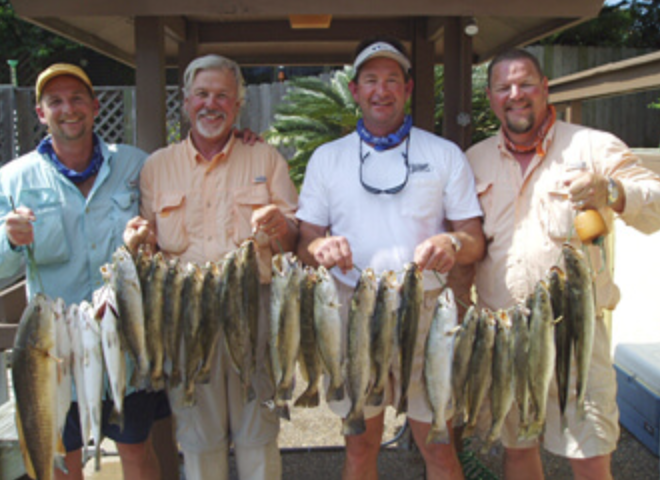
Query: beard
193 108 230 139
505 110 535 134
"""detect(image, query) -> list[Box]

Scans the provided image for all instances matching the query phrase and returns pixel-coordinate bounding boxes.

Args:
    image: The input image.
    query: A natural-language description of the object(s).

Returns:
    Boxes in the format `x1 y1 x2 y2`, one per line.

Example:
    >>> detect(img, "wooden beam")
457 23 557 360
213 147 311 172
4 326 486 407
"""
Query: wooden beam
25 17 134 67
411 18 435 132
197 19 412 44
188 52 358 67
164 16 187 43
426 17 445 41
475 18 584 64
135 17 167 152
178 22 199 139
10 0 604 19
549 50 660 103
564 100 582 124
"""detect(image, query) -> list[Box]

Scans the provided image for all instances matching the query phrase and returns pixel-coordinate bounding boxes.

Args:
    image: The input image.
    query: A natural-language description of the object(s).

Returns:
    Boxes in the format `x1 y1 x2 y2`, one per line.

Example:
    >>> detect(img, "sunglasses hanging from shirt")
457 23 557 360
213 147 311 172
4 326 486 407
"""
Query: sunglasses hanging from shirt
359 135 410 195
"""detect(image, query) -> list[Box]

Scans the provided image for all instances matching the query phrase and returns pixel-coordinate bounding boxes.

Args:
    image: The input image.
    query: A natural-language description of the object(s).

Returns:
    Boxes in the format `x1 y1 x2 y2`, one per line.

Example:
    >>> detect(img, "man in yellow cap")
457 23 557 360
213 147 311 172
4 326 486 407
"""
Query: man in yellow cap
0 63 169 479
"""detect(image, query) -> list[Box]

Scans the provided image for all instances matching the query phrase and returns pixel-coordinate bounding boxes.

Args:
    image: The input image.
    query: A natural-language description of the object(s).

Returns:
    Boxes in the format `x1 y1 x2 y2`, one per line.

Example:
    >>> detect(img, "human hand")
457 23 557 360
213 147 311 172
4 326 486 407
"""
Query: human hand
414 235 456 274
5 207 36 247
313 236 353 274
123 216 156 255
564 171 608 210
251 204 288 240
234 128 263 146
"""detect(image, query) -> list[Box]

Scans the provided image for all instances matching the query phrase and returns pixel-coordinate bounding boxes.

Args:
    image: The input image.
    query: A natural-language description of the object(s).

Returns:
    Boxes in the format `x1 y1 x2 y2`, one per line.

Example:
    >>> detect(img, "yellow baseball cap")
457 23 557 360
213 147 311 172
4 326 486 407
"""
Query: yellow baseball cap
35 63 94 101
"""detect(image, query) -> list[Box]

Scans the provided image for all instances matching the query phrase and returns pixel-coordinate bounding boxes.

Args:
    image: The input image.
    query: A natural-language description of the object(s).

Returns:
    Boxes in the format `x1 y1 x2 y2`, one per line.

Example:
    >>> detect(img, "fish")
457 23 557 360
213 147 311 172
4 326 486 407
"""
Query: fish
397 262 423 415
511 303 532 437
66 304 90 454
464 309 496 437
367 270 399 407
342 268 377 436
548 266 571 429
523 280 556 440
295 267 322 407
95 269 126 419
313 266 345 403
162 258 185 387
111 246 150 386
451 305 479 427
79 300 104 471
12 293 58 480
563 243 596 420
274 257 303 405
144 252 167 390
268 253 295 418
238 239 260 384
424 288 457 444
52 298 72 454
181 262 205 407
196 261 223 384
483 309 516 452
221 249 256 403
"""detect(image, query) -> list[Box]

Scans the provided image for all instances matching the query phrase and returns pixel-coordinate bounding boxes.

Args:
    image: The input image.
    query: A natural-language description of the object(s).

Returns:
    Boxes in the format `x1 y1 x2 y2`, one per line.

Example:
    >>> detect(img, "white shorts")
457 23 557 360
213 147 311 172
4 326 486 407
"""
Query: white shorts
328 281 454 424
167 285 280 453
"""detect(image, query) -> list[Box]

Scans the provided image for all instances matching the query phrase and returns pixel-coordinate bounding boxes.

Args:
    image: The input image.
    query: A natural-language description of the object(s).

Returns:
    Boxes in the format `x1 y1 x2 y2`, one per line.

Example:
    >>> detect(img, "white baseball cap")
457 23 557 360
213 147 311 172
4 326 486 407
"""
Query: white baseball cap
353 41 411 73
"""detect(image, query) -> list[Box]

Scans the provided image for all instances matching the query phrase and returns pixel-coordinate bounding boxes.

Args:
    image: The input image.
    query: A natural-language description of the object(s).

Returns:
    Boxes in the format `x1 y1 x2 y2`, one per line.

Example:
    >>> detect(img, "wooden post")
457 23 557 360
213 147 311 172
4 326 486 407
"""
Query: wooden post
411 17 435 132
135 16 167 153
442 17 473 150
178 21 199 141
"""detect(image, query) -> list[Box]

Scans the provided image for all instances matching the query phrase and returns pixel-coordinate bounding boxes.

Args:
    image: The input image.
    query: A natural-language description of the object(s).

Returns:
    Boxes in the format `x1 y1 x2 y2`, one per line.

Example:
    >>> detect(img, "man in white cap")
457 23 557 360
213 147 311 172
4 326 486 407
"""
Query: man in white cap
297 36 485 479
0 63 169 479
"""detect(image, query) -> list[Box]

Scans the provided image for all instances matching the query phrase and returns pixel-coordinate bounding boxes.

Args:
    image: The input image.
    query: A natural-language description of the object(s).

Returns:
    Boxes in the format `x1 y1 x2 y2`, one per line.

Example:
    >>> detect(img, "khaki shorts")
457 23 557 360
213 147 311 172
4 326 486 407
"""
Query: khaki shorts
167 285 280 453
328 280 454 424
476 315 619 459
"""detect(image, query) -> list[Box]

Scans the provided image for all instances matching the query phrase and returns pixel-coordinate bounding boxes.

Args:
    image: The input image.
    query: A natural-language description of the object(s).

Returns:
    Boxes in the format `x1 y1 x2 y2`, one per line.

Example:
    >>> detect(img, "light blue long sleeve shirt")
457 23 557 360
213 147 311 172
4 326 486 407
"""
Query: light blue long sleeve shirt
0 137 147 396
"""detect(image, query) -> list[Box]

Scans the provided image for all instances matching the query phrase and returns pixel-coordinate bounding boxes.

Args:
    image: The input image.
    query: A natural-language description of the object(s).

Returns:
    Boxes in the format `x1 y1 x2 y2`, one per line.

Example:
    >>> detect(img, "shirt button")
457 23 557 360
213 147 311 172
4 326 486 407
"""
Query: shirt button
85 207 90 214
207 202 211 208
207 236 212 241
91 244 96 250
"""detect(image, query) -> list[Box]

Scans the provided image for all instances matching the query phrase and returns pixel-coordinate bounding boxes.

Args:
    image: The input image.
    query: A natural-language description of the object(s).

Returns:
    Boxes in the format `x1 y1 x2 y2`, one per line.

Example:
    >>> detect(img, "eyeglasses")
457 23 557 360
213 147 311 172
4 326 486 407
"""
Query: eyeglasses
359 136 410 195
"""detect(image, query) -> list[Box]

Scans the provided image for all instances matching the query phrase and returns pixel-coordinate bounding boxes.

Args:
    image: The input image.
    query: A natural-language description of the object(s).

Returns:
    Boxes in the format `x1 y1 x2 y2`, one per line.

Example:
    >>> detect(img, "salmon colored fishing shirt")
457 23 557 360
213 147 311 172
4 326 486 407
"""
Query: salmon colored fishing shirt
466 121 660 312
140 133 298 283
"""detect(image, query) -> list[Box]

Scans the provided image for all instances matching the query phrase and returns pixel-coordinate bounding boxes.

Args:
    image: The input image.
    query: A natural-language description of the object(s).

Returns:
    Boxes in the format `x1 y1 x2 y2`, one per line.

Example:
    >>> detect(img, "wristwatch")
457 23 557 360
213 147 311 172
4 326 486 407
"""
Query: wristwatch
447 233 462 253
606 177 620 207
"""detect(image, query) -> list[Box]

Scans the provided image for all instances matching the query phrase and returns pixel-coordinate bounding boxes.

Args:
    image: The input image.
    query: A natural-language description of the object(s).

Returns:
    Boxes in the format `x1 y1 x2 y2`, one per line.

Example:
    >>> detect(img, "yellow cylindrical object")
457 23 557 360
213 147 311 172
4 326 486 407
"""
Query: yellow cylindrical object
574 209 607 244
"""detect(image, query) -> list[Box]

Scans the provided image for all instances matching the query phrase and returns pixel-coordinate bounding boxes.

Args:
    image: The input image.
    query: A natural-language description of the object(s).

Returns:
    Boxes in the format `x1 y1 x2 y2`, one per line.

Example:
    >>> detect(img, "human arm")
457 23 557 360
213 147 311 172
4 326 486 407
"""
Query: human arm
414 217 485 273
297 221 354 274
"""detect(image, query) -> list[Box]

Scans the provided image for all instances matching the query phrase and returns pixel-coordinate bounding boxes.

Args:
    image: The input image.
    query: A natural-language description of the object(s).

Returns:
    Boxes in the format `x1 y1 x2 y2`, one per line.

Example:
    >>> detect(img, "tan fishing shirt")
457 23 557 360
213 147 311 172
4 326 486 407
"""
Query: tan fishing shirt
466 120 660 312
140 133 298 283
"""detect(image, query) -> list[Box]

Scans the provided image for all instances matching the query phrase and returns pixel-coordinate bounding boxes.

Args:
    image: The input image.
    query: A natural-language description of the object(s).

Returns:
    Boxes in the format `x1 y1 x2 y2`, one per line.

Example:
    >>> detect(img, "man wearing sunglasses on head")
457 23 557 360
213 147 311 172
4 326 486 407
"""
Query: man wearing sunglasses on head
297 36 485 480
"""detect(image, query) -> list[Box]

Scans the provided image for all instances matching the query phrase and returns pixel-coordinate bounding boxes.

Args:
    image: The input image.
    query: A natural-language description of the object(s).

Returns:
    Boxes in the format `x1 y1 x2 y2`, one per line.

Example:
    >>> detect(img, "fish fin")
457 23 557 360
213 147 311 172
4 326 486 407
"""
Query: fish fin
326 382 345 402
342 412 366 436
15 409 37 480
246 384 257 403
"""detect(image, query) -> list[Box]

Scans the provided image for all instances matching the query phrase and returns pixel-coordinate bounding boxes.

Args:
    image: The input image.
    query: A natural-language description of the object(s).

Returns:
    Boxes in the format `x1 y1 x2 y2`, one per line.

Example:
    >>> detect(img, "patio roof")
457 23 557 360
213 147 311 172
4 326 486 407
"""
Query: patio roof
9 0 605 151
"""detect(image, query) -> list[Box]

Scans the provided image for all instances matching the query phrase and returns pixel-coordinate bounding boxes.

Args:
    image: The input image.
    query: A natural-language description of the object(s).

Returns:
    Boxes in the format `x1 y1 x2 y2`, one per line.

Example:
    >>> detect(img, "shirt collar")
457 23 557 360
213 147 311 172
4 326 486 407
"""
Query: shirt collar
496 121 558 161
186 131 237 173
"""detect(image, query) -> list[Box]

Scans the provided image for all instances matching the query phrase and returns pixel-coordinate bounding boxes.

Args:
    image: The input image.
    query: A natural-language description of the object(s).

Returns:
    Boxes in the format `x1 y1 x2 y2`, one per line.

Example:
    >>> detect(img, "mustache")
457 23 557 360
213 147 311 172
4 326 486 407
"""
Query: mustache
197 108 225 120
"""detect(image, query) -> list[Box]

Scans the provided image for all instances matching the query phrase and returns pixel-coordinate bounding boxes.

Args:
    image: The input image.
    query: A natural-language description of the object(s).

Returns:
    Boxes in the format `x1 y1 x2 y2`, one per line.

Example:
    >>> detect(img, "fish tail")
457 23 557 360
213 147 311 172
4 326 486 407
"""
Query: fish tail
366 388 384 407
426 425 450 445
342 412 366 436
194 367 211 385
294 389 320 408
326 383 345 402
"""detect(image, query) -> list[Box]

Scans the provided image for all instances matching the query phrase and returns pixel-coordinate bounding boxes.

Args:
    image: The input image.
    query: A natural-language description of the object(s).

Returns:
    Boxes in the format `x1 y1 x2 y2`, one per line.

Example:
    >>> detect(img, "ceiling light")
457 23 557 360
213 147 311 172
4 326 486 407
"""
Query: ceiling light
464 17 479 37
289 15 332 29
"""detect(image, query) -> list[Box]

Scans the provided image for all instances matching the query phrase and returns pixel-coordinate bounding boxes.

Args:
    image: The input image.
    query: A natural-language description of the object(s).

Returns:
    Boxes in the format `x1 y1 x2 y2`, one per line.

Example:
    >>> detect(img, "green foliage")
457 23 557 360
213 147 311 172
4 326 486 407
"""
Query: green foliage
539 0 660 48
0 0 83 83
265 67 361 186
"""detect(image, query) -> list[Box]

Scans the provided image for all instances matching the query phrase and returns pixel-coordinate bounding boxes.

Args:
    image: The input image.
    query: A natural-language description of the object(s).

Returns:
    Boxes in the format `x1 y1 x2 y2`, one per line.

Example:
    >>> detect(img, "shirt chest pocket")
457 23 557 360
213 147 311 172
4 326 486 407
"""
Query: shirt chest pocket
400 177 441 219
539 185 574 241
232 184 270 242
21 188 70 266
154 192 189 254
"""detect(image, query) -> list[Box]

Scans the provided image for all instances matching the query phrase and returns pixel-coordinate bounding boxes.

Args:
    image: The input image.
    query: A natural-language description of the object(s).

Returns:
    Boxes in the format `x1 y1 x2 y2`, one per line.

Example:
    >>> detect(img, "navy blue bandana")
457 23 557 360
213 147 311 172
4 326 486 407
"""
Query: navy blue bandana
356 114 413 151
38 134 104 184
